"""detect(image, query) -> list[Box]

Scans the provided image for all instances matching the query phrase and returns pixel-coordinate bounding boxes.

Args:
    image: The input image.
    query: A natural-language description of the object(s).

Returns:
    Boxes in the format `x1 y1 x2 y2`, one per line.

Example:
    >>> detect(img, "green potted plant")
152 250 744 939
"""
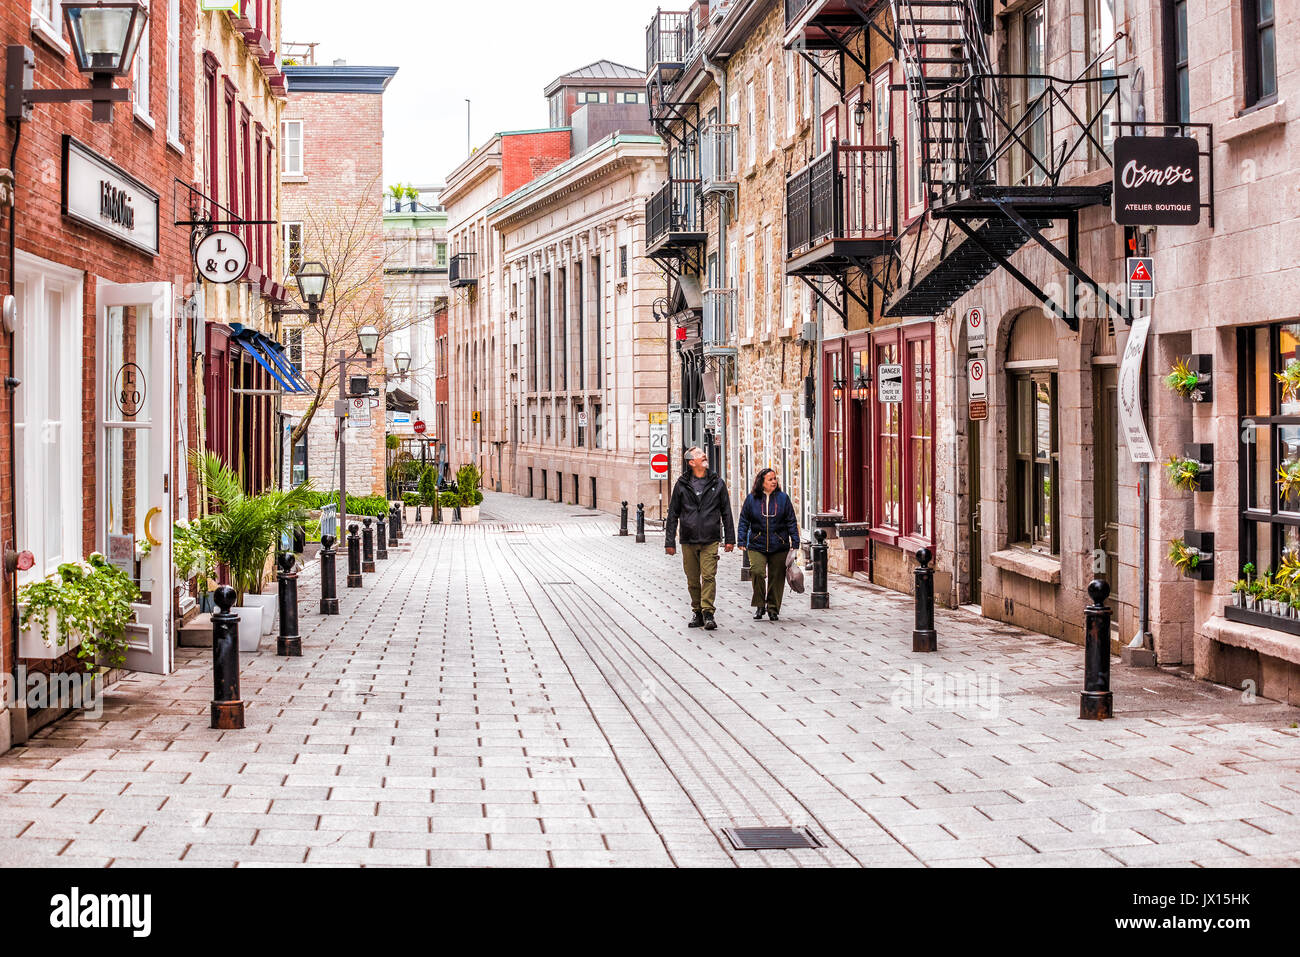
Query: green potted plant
1165 455 1202 492
1168 536 1214 580
457 463 484 524
1277 359 1300 403
419 467 441 523
1231 576 1249 608
1164 358 1206 401
1278 460 1300 507
18 554 138 671
174 519 218 613
193 452 314 649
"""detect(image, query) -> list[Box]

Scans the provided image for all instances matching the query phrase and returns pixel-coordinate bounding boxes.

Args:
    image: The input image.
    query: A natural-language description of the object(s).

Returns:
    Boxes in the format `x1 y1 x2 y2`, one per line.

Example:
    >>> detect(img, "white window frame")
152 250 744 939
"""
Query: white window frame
132 0 151 124
30 1 70 56
743 233 755 339
166 0 181 149
14 251 84 586
283 326 304 370
766 62 776 153
282 120 304 176
762 404 774 469
283 221 303 280
781 403 793 505
745 80 756 167
763 225 773 334
803 58 813 120
785 51 797 138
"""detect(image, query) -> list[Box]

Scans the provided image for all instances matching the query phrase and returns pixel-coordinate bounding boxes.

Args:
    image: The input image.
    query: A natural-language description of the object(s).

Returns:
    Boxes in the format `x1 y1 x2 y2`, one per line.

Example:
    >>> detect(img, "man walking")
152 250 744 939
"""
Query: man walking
665 447 735 630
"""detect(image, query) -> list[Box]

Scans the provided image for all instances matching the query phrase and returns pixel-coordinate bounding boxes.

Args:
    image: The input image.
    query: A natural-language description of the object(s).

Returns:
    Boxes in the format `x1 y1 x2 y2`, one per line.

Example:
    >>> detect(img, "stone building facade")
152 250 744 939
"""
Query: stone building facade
494 134 669 515
278 62 397 497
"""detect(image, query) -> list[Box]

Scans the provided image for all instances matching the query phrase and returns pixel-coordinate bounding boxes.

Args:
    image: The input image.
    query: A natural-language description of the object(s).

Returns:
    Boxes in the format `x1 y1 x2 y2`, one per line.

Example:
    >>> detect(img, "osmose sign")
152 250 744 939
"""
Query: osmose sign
1113 135 1200 227
62 136 159 256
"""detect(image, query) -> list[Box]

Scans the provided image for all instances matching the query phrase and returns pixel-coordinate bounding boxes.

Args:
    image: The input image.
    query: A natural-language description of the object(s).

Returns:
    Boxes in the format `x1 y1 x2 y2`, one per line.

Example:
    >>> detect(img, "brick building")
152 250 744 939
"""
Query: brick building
278 60 397 497
2 0 198 747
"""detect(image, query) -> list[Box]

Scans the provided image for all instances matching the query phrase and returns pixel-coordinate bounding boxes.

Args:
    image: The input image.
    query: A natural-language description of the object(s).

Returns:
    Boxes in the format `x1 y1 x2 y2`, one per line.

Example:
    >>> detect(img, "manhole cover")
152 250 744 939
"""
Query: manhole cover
722 826 821 851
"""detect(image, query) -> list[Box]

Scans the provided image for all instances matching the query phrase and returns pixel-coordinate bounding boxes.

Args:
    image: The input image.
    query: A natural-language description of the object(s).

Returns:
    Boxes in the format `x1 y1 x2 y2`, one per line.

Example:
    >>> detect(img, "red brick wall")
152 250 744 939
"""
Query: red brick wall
0 7 196 679
501 131 572 195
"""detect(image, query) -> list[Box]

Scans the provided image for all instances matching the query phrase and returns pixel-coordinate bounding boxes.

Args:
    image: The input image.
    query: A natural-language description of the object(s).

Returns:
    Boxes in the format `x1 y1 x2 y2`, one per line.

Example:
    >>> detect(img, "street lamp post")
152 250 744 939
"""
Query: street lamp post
337 324 381 538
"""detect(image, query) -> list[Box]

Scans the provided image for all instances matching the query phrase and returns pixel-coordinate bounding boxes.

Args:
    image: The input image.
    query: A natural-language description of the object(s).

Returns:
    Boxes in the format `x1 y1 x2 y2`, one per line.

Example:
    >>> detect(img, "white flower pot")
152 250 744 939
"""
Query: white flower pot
233 604 264 652
242 592 278 636
18 609 82 660
460 505 481 525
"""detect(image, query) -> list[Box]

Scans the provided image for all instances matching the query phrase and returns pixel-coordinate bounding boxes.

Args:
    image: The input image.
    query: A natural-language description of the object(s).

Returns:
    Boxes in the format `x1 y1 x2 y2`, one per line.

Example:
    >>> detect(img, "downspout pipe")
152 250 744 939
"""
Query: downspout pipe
702 50 730 495
6 121 22 741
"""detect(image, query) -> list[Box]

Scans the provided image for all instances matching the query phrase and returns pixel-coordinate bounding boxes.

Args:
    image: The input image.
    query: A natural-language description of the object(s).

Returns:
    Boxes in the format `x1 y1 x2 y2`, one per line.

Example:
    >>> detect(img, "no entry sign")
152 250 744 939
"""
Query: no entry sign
650 452 670 478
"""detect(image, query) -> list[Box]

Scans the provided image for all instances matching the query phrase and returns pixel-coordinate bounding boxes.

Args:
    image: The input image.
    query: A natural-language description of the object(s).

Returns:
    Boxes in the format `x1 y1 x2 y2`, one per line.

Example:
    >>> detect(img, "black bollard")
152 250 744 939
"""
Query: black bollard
376 513 388 561
454 503 462 523
210 585 245 730
319 534 340 614
619 501 629 537
415 503 423 524
362 517 376 573
276 552 301 657
741 547 752 582
811 529 829 609
390 503 401 543
635 503 646 543
912 548 937 652
1080 579 1114 720
292 525 306 554
347 524 363 588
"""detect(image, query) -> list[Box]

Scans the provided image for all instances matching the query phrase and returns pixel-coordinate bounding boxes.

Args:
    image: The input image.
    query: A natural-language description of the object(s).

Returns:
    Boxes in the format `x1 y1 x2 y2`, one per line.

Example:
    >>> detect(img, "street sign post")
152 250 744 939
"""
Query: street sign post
1128 257 1155 300
878 363 903 403
649 412 669 480
966 307 986 353
968 357 988 420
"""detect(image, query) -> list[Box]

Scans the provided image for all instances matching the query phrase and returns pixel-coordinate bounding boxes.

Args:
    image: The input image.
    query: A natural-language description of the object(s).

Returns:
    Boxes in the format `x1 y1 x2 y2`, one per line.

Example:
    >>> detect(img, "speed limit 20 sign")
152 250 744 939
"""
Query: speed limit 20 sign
194 231 249 284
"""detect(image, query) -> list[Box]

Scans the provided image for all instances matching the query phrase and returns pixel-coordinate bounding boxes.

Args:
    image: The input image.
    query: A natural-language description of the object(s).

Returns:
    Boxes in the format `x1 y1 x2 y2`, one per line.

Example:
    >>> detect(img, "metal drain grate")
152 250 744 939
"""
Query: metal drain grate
722 826 821 851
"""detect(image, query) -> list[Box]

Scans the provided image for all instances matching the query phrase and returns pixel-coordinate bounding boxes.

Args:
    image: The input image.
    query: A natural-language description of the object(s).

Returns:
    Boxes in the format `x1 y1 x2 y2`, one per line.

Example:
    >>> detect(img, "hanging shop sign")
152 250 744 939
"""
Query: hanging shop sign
1127 257 1155 300
877 363 904 403
966 307 986 353
62 136 159 256
194 231 249 284
1113 135 1200 226
1119 316 1156 463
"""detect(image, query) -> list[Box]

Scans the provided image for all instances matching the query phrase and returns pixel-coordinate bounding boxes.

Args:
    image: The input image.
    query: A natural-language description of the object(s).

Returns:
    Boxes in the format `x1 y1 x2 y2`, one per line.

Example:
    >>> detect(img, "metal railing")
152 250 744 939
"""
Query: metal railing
448 251 478 286
647 178 702 249
646 10 695 73
922 73 1122 203
700 124 738 195
786 142 896 255
702 289 736 349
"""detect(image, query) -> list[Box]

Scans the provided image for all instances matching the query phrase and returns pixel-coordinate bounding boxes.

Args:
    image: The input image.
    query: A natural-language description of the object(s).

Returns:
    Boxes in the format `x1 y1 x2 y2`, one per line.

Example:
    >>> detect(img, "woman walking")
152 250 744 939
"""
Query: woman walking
736 468 800 622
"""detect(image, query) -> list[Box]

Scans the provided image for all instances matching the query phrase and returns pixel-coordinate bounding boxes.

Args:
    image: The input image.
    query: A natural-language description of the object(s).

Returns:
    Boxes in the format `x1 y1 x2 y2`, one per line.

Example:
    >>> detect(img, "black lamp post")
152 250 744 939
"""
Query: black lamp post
7 2 148 123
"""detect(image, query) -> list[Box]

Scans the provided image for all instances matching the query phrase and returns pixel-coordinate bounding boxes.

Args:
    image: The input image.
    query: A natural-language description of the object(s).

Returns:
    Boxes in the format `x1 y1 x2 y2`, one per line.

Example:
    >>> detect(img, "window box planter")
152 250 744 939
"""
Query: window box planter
1225 604 1300 635
1166 354 1212 402
834 521 871 550
17 608 82 661
1171 529 1215 581
813 512 844 537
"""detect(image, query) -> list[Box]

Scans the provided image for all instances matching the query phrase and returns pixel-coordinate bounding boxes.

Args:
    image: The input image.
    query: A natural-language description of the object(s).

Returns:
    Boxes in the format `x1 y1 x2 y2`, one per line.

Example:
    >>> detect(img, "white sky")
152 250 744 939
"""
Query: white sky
283 0 656 188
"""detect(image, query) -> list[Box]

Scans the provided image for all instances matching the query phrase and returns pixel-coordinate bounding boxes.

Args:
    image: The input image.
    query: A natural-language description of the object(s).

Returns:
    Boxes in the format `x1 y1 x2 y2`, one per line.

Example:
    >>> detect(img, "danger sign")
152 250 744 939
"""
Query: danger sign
968 358 987 402
1128 257 1154 300
966 307 986 353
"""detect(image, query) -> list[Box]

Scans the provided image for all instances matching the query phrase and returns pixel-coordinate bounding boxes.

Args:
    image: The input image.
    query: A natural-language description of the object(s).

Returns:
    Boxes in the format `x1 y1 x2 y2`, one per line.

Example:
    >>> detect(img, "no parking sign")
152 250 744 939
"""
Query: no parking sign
966 307 986 352
968 357 987 401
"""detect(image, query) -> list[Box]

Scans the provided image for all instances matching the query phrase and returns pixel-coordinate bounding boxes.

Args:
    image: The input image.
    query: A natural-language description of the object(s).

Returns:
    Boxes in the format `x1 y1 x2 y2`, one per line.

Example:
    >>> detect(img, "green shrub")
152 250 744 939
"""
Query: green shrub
438 491 459 509
403 492 419 507
386 434 401 450
418 467 439 507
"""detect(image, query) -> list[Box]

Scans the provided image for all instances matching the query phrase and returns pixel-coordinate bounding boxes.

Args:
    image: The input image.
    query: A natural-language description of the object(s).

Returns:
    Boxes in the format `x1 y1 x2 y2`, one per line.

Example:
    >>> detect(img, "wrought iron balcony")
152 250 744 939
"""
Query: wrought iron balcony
646 177 704 258
702 289 736 356
783 0 884 52
448 252 478 289
785 141 896 276
646 9 695 75
700 124 738 197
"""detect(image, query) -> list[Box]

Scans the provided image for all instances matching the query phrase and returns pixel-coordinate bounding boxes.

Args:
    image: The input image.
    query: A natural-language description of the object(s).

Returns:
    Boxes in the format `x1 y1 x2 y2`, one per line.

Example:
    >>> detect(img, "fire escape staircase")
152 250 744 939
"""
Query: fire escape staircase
883 0 1129 327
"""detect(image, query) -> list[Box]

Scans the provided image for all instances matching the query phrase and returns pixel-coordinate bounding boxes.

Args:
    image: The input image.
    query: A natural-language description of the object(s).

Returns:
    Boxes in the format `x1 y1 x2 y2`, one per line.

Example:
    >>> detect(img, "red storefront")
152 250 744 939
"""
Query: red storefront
823 322 935 586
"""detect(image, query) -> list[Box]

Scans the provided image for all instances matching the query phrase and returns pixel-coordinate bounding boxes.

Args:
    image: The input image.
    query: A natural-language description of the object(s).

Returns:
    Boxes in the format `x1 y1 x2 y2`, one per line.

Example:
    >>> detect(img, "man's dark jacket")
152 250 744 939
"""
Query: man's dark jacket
665 469 736 548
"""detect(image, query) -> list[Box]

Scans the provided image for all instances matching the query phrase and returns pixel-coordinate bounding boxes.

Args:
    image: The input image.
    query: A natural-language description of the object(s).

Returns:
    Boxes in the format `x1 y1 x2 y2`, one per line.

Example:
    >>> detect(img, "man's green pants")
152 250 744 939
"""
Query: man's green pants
681 542 720 613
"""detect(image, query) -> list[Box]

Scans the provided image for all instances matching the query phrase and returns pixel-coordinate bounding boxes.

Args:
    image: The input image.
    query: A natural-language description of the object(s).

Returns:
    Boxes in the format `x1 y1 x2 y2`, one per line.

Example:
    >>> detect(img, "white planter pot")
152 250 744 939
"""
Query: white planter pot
233 604 263 652
460 505 481 525
18 610 82 660
243 592 278 636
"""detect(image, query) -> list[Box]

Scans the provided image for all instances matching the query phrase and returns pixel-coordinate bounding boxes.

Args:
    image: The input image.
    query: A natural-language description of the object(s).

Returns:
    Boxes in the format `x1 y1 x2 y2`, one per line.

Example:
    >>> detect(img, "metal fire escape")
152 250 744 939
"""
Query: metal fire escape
885 0 1129 327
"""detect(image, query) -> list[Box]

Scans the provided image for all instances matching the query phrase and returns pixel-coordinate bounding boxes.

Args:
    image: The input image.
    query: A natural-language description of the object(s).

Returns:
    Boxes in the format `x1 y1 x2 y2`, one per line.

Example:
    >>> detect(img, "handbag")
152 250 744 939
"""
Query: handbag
785 548 805 594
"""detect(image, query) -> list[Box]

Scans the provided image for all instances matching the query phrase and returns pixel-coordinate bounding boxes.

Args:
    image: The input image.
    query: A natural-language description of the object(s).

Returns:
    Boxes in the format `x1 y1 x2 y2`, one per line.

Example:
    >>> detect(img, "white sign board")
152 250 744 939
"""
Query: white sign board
63 136 159 256
649 412 669 480
347 397 371 429
1119 316 1156 463
877 363 904 404
577 411 588 428
966 307 986 352
968 357 987 401
194 231 249 285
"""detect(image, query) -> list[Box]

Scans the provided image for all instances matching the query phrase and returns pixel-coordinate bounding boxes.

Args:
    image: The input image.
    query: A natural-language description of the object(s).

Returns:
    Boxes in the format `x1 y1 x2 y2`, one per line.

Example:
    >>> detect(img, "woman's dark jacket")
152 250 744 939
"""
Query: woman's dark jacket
736 490 800 553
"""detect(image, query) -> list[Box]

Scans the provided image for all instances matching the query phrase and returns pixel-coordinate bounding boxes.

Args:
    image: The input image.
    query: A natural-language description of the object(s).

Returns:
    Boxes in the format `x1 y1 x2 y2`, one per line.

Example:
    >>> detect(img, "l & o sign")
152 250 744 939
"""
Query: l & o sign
194 231 249 284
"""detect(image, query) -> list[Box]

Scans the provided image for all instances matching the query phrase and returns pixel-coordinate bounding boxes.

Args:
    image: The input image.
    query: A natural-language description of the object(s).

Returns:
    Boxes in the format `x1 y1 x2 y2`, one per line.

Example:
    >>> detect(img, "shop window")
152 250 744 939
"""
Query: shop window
1007 309 1059 553
1238 322 1300 576
13 256 83 585
823 349 845 514
283 327 304 370
291 433 308 487
871 326 935 543
876 339 902 530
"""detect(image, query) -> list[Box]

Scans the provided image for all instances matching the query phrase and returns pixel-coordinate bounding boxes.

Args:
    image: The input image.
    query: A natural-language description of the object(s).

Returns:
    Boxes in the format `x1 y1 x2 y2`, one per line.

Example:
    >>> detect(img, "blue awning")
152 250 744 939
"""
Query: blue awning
230 325 305 394
260 337 312 392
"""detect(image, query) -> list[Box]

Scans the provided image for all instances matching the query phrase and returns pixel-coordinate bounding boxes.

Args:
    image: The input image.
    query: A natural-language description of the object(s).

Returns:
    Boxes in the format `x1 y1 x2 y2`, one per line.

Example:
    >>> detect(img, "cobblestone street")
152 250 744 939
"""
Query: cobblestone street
1 494 1298 868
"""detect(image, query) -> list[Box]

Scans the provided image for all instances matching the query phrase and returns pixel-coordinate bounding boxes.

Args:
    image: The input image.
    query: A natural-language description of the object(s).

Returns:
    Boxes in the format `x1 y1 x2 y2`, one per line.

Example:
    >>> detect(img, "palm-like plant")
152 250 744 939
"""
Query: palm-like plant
192 452 315 604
